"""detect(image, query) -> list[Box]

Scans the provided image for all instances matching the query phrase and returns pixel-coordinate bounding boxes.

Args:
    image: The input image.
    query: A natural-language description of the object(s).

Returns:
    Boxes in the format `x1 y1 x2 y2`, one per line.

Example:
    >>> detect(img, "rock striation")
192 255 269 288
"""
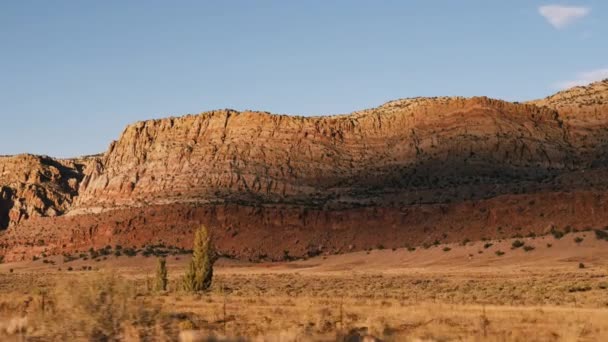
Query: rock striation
1 81 608 261
0 155 87 229
74 96 575 211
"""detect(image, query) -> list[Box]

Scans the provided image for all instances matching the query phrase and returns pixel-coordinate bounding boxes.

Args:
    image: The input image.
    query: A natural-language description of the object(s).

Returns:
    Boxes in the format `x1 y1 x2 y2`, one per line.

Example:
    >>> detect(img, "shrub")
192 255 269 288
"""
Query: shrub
511 240 525 249
551 228 564 239
546 243 553 248
122 248 137 257
283 250 295 261
442 247 451 252
594 229 608 241
569 284 592 292
483 243 493 249
155 258 168 292
523 245 535 252
579 262 585 269
42 273 161 340
63 254 77 263
495 250 505 256
89 248 99 259
183 225 215 292
574 237 584 244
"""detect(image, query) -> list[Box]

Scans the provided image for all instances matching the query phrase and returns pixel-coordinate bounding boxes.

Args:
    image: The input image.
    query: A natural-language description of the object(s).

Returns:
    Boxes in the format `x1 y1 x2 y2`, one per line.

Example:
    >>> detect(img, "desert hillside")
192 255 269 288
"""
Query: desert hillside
1 81 608 262
0 155 88 229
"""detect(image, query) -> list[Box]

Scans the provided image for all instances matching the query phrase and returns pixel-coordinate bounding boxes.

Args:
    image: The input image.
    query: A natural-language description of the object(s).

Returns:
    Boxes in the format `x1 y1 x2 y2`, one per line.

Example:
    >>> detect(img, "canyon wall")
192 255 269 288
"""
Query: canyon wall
1 80 608 261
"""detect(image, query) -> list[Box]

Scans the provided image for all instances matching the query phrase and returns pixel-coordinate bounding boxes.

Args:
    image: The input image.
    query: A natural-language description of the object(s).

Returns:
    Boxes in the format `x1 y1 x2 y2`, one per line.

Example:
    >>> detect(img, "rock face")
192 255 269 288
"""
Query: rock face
74 96 574 211
529 79 608 166
0 155 87 229
1 81 608 261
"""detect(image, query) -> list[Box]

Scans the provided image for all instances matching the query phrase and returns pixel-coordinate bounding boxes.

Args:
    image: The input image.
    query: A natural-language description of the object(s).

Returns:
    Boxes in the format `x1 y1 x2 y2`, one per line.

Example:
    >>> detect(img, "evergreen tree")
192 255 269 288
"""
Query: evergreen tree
183 225 215 292
155 257 168 292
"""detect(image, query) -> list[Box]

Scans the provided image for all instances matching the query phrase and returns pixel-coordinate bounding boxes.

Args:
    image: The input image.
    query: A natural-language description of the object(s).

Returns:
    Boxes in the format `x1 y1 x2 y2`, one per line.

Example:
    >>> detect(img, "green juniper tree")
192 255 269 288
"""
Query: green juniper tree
183 225 215 292
155 257 168 292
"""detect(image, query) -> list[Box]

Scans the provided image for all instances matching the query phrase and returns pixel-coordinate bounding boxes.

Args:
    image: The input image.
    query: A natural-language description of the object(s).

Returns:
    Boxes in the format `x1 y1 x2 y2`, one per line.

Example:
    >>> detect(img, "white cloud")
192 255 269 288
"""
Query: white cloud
555 68 608 89
539 5 590 29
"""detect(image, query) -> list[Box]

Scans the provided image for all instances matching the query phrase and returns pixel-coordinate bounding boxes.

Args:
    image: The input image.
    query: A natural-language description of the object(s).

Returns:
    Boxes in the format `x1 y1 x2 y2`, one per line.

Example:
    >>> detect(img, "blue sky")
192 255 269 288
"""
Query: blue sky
1 1 607 157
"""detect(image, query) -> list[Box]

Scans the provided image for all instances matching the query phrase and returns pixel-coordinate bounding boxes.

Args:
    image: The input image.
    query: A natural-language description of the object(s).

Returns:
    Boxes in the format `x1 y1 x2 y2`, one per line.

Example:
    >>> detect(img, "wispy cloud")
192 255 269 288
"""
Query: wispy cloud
555 68 608 89
539 5 590 29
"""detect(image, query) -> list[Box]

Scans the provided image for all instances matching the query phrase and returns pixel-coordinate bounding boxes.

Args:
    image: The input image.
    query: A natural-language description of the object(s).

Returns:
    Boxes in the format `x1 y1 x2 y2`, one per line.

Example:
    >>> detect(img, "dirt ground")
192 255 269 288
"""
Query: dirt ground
0 232 607 341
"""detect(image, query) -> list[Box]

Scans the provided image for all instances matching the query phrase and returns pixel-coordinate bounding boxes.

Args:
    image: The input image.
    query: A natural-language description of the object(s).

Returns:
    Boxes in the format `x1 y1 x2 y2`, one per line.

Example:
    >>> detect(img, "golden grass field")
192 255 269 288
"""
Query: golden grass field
1 232 607 341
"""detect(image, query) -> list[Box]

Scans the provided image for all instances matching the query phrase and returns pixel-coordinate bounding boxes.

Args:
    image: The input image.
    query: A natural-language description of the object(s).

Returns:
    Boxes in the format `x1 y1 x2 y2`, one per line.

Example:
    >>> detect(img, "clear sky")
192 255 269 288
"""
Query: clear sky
1 1 607 157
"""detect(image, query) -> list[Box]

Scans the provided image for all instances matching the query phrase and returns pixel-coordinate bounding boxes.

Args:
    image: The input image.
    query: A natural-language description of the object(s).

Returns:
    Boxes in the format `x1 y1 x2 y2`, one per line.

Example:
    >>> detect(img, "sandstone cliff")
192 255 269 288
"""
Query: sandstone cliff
74 96 575 212
0 154 87 229
530 79 608 166
1 81 608 262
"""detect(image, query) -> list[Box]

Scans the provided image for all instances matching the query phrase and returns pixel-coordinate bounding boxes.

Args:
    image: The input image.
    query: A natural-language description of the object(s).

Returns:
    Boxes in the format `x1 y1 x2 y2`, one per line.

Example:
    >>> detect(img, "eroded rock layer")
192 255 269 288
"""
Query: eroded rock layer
1 80 608 261
74 96 575 212
0 155 87 229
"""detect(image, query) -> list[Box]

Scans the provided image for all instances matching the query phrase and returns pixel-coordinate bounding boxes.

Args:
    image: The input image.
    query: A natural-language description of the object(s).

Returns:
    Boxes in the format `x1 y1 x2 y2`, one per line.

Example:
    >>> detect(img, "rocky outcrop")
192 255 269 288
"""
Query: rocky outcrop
0 155 87 229
1 81 608 262
529 79 608 166
74 97 575 212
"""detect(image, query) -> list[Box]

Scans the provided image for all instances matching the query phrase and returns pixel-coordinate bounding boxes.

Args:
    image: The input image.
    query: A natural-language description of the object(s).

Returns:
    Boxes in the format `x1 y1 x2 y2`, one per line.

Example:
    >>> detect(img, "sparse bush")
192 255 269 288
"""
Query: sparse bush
594 229 608 241
546 243 553 248
155 258 168 292
443 247 451 252
63 254 77 263
574 237 584 244
123 248 137 257
495 250 505 256
41 272 162 340
569 284 592 292
550 228 564 239
511 240 525 249
183 225 215 292
579 262 585 269
523 245 535 252
89 248 99 259
483 243 493 249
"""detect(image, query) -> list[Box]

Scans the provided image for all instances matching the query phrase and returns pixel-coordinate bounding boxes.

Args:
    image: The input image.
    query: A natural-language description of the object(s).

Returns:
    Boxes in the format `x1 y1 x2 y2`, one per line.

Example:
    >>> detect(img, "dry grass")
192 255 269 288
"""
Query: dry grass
0 268 607 341
1 235 607 341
